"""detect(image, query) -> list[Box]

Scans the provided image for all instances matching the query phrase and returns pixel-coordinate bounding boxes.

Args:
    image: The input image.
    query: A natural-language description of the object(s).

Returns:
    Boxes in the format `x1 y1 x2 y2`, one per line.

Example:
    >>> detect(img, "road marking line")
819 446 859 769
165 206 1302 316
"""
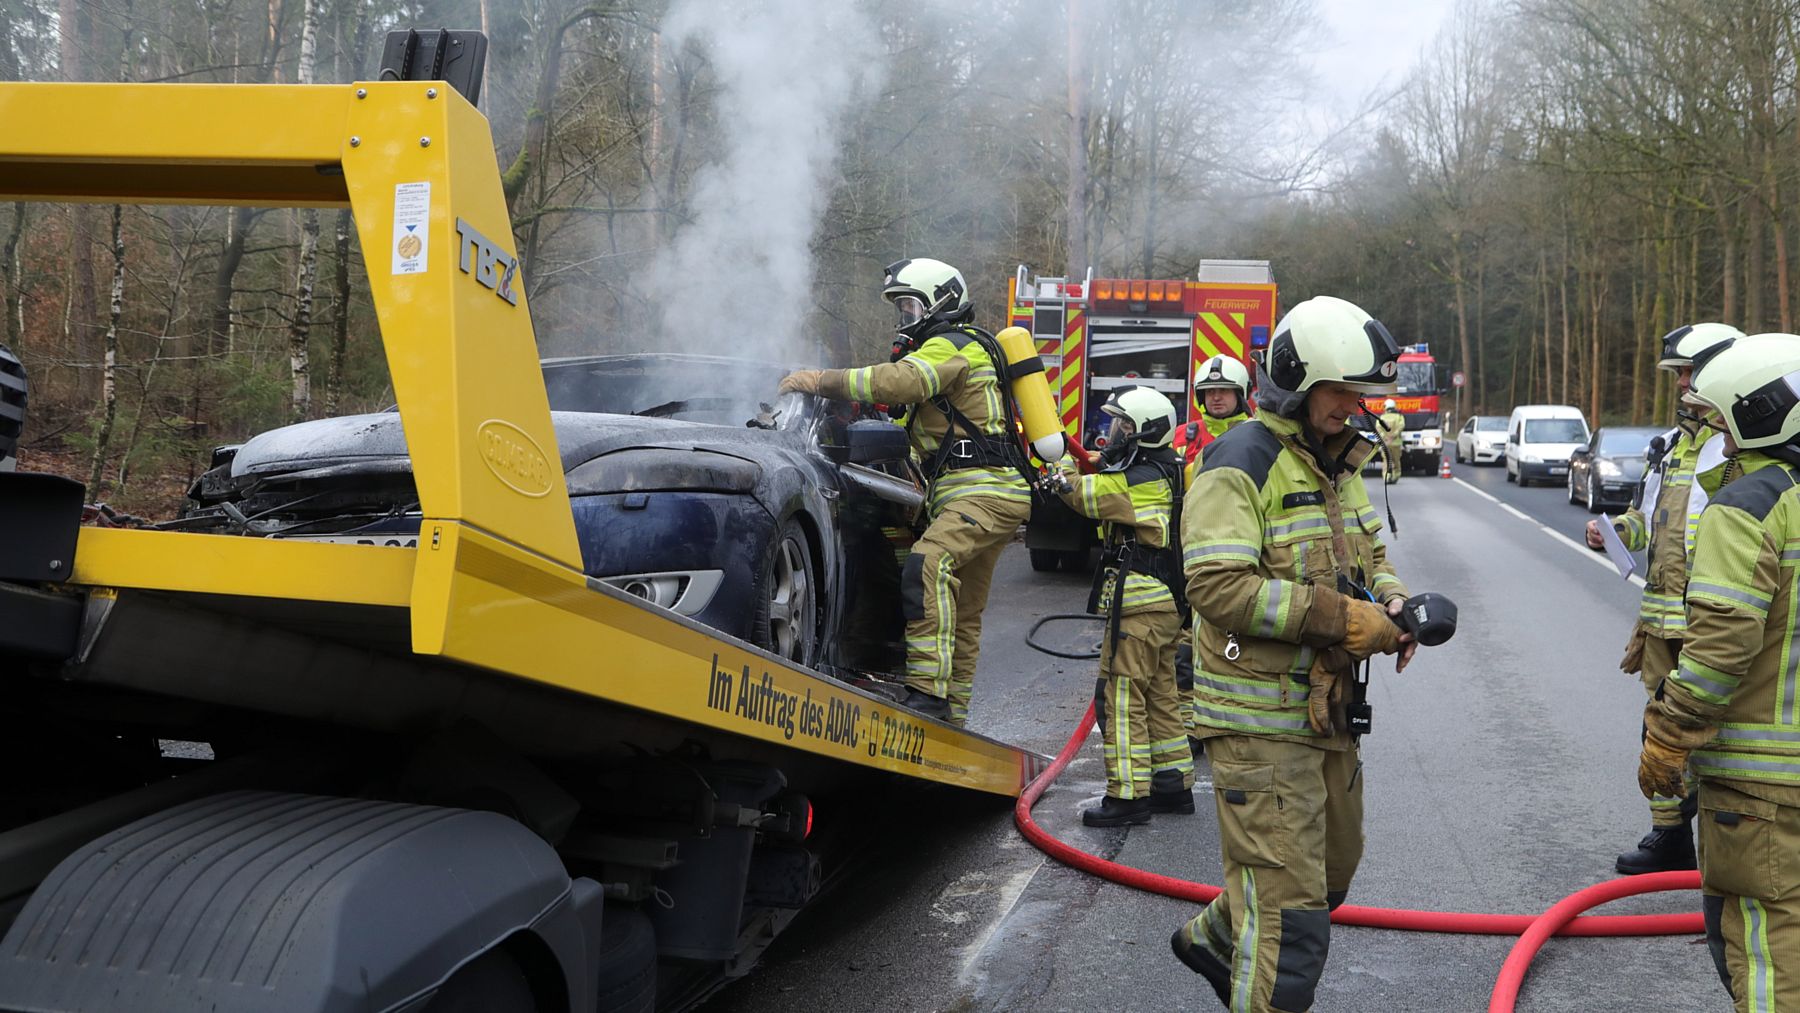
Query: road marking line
957 860 1043 986
1450 478 1647 588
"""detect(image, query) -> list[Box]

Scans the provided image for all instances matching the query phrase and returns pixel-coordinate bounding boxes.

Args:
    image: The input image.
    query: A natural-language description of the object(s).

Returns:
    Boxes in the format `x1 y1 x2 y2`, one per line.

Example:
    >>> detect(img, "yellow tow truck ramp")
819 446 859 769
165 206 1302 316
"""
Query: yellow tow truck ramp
0 68 1046 1013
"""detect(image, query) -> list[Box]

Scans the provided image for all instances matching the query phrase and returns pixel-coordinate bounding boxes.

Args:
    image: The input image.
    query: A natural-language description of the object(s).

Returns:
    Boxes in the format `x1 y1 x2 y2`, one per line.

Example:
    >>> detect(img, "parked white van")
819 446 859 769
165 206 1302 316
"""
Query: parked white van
1505 405 1590 487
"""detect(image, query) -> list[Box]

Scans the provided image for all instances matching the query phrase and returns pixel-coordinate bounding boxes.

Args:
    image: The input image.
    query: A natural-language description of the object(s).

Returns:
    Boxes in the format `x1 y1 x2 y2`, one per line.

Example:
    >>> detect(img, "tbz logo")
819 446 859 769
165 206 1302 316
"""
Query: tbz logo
455 218 519 305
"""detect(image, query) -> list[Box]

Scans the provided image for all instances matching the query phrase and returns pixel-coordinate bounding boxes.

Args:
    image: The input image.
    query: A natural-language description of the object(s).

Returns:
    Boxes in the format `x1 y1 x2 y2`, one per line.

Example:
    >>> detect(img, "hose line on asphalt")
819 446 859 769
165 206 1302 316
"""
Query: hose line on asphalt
1013 702 1704 1012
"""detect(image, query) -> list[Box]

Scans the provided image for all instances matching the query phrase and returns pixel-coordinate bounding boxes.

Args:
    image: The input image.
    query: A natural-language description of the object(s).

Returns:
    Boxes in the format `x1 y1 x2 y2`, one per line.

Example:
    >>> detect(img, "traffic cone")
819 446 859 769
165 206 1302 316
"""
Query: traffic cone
1439 454 1453 479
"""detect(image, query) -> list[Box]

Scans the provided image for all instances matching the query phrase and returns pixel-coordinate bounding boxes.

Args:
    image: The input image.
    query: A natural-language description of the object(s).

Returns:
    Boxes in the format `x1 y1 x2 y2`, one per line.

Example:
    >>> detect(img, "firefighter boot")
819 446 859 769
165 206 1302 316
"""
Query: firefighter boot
1615 823 1696 875
900 688 952 723
1170 928 1231 1007
1082 795 1151 827
1149 769 1195 815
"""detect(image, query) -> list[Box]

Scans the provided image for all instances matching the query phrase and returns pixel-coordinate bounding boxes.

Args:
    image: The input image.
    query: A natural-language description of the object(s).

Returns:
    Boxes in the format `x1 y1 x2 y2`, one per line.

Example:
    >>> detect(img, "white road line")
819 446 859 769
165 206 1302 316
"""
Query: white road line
956 861 1043 987
1450 477 1647 588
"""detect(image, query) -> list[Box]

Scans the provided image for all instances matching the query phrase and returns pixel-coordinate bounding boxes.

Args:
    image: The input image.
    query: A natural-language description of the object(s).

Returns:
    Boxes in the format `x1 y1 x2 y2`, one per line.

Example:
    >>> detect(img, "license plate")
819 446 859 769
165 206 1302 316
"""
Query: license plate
281 533 419 548
1549 467 1567 476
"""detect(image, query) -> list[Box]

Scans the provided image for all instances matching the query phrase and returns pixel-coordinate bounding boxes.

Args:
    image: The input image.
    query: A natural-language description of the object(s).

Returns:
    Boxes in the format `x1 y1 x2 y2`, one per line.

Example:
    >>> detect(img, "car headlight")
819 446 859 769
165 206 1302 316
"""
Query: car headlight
1522 454 1542 464
1598 459 1622 478
597 569 725 616
566 448 762 495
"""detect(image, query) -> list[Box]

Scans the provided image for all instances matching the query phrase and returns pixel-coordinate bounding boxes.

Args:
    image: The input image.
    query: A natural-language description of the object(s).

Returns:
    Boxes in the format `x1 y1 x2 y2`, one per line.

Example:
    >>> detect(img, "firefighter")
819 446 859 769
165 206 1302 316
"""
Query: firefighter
1638 331 1800 1011
1586 322 1744 874
1169 295 1414 1013
1181 354 1254 484
1378 397 1405 484
778 258 1032 726
1052 385 1192 826
1178 355 1256 754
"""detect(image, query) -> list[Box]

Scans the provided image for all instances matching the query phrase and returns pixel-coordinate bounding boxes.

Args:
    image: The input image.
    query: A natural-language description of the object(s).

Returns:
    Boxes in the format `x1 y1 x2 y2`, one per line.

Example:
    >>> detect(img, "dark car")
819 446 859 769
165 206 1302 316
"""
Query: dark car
170 354 924 677
1566 425 1662 514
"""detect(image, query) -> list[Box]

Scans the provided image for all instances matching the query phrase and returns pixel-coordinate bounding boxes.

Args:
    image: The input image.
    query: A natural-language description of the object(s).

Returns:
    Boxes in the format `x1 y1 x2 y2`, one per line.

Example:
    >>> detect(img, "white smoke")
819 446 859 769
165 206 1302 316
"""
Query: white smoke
652 0 885 363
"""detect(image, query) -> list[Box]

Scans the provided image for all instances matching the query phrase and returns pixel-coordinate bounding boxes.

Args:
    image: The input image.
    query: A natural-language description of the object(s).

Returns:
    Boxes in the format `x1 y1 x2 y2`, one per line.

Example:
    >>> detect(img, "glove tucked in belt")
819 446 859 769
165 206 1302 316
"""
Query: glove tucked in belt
1307 646 1353 736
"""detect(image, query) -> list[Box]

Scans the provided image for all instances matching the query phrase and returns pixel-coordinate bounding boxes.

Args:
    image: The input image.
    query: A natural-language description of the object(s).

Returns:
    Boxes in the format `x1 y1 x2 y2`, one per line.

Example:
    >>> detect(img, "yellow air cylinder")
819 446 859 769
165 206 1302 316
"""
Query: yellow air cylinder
994 326 1066 461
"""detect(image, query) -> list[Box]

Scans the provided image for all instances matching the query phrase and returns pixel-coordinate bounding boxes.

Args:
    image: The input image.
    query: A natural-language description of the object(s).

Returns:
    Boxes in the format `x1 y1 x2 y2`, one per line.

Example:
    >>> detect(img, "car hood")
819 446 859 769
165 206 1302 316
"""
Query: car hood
1598 455 1649 481
1473 432 1505 444
229 411 807 478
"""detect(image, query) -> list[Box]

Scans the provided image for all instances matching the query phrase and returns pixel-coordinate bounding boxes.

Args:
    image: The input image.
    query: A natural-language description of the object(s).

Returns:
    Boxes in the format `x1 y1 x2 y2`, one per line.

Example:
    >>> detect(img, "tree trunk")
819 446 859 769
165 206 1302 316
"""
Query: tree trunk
1719 194 1739 326
210 206 255 356
1559 220 1572 403
288 0 322 421
1450 236 1472 421
60 0 99 400
87 205 124 493
1473 240 1486 413
2 203 23 349
325 210 352 415
1139 58 1160 276
1065 0 1090 277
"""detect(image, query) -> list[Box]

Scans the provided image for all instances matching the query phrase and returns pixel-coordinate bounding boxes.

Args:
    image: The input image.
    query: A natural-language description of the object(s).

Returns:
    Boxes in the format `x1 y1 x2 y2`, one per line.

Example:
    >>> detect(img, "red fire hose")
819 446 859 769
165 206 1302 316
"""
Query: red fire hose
1013 703 1704 1011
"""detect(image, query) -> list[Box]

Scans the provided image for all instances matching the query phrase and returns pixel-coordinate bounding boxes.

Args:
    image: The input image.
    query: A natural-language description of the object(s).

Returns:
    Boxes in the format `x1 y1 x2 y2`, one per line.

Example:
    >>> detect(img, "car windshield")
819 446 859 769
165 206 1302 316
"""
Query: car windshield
1475 416 1506 431
541 357 797 427
1524 418 1586 443
1598 430 1656 456
1395 362 1434 394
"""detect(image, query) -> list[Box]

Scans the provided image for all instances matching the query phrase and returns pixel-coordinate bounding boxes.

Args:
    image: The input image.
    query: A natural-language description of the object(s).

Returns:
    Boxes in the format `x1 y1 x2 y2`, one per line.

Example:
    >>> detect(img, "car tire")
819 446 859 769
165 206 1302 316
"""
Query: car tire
752 517 818 667
1456 444 1465 464
1506 463 1516 484
1567 469 1579 504
1057 548 1095 573
1029 549 1060 573
594 906 657 1013
1586 476 1601 514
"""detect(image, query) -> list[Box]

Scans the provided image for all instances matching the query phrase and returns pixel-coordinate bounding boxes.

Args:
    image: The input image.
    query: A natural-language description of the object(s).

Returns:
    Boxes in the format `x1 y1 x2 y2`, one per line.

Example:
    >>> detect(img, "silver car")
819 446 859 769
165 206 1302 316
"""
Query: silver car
1455 415 1507 465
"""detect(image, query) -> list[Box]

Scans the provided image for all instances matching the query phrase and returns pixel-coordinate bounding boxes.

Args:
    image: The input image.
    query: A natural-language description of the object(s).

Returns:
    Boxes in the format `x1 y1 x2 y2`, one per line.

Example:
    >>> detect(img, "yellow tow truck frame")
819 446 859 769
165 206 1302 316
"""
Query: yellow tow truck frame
0 80 1045 797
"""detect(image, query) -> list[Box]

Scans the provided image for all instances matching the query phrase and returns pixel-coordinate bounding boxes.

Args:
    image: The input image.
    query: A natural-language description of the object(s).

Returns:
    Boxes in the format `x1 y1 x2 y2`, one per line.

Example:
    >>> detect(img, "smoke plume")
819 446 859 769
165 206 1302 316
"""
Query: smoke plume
651 0 884 364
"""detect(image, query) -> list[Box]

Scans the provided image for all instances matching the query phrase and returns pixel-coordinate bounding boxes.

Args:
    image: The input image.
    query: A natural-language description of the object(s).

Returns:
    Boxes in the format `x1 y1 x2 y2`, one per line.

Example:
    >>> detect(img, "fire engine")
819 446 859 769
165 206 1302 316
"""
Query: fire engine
1007 261 1278 572
1362 343 1446 475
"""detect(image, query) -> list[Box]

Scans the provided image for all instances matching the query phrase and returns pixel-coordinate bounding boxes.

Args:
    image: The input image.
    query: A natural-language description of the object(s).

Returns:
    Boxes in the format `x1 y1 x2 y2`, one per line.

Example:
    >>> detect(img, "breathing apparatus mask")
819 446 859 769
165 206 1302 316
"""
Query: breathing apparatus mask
1099 416 1137 472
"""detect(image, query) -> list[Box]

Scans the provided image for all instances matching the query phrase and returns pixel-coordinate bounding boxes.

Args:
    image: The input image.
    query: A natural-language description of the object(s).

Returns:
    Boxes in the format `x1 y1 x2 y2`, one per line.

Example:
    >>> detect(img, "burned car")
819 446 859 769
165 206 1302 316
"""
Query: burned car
172 354 922 675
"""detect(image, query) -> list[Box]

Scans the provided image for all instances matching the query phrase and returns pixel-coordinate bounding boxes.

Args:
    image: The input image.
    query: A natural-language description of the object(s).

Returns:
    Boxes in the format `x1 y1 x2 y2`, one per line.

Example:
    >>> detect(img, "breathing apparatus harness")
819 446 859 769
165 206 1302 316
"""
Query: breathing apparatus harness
894 323 1043 494
1084 448 1189 663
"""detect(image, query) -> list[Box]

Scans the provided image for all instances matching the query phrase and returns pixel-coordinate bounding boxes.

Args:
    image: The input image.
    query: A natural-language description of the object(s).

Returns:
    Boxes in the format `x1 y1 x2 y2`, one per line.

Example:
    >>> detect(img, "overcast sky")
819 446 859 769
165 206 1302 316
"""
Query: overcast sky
1306 0 1454 120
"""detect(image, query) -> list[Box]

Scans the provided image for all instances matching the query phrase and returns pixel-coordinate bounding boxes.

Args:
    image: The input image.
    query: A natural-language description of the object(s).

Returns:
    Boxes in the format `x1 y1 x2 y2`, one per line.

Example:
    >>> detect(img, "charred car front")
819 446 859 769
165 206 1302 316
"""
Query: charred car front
172 354 921 675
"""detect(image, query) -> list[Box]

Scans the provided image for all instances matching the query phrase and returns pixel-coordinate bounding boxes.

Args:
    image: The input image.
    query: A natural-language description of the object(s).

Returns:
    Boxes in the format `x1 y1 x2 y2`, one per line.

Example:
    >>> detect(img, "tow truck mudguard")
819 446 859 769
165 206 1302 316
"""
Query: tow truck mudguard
0 471 84 660
0 790 604 1013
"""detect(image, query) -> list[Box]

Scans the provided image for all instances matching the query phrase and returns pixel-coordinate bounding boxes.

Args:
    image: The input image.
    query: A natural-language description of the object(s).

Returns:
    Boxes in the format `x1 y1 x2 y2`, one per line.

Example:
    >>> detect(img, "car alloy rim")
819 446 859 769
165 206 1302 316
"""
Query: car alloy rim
768 536 813 660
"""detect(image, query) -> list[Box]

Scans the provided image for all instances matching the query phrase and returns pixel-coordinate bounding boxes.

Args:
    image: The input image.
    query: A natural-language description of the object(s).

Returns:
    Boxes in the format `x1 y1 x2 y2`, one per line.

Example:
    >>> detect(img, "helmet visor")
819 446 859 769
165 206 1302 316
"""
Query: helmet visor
894 295 927 328
1105 414 1136 447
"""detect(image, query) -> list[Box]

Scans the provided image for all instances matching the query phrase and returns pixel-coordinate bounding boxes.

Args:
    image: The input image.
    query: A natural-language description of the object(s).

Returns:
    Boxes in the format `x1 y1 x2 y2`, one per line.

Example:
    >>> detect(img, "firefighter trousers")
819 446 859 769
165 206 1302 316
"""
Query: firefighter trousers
1095 608 1191 799
1699 778 1800 1012
902 492 1030 725
1180 734 1363 1013
1639 633 1698 828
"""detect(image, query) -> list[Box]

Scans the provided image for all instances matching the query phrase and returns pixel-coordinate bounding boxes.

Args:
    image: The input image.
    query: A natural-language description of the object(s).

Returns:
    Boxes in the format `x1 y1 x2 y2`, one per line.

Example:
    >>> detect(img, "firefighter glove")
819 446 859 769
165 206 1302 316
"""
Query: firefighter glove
778 370 825 396
1306 647 1352 736
1299 587 1348 647
1637 706 1714 800
1343 596 1401 660
1619 627 1647 676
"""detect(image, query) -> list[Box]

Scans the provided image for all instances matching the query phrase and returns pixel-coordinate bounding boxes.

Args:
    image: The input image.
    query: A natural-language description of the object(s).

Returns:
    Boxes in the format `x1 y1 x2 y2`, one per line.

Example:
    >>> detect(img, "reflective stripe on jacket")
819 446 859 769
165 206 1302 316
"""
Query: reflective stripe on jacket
1613 425 1716 635
1057 454 1179 615
1660 452 1800 796
818 326 1030 516
1183 413 1408 744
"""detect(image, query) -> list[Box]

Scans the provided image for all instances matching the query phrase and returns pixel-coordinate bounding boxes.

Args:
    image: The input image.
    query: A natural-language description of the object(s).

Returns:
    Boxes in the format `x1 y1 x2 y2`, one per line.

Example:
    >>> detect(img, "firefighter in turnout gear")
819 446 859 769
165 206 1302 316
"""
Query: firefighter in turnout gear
1180 355 1256 753
1054 385 1193 826
1586 322 1745 874
779 258 1032 725
1640 332 1800 1012
1378 398 1405 484
1178 354 1254 477
1169 295 1415 1013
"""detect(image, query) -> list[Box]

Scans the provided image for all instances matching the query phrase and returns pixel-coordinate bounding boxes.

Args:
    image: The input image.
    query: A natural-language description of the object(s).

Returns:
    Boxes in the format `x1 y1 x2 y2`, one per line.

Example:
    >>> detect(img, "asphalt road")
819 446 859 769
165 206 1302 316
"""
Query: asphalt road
720 470 1724 1012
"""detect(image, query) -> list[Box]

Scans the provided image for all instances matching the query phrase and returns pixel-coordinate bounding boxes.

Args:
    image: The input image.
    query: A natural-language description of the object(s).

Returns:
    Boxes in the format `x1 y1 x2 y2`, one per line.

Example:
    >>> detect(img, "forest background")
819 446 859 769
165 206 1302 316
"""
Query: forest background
2 0 1790 515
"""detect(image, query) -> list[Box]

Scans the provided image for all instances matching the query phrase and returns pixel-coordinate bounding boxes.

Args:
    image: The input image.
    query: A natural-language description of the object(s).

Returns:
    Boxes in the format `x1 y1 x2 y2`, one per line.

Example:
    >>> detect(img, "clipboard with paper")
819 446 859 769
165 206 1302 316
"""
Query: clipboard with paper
1597 514 1637 579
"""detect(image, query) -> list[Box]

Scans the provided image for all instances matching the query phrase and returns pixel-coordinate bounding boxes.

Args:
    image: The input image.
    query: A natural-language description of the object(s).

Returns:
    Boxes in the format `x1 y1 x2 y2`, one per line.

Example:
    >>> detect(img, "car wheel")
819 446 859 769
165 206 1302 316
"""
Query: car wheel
1056 547 1095 573
753 518 818 666
1456 444 1465 464
1586 476 1601 514
1506 463 1516 484
1566 469 1579 504
1029 548 1060 573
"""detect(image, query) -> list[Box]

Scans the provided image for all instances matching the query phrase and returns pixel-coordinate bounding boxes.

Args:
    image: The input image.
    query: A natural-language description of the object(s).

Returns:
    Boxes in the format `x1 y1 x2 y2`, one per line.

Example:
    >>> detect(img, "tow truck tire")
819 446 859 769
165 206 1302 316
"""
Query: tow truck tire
593 906 657 1013
1030 548 1060 572
753 517 818 666
423 948 537 1011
